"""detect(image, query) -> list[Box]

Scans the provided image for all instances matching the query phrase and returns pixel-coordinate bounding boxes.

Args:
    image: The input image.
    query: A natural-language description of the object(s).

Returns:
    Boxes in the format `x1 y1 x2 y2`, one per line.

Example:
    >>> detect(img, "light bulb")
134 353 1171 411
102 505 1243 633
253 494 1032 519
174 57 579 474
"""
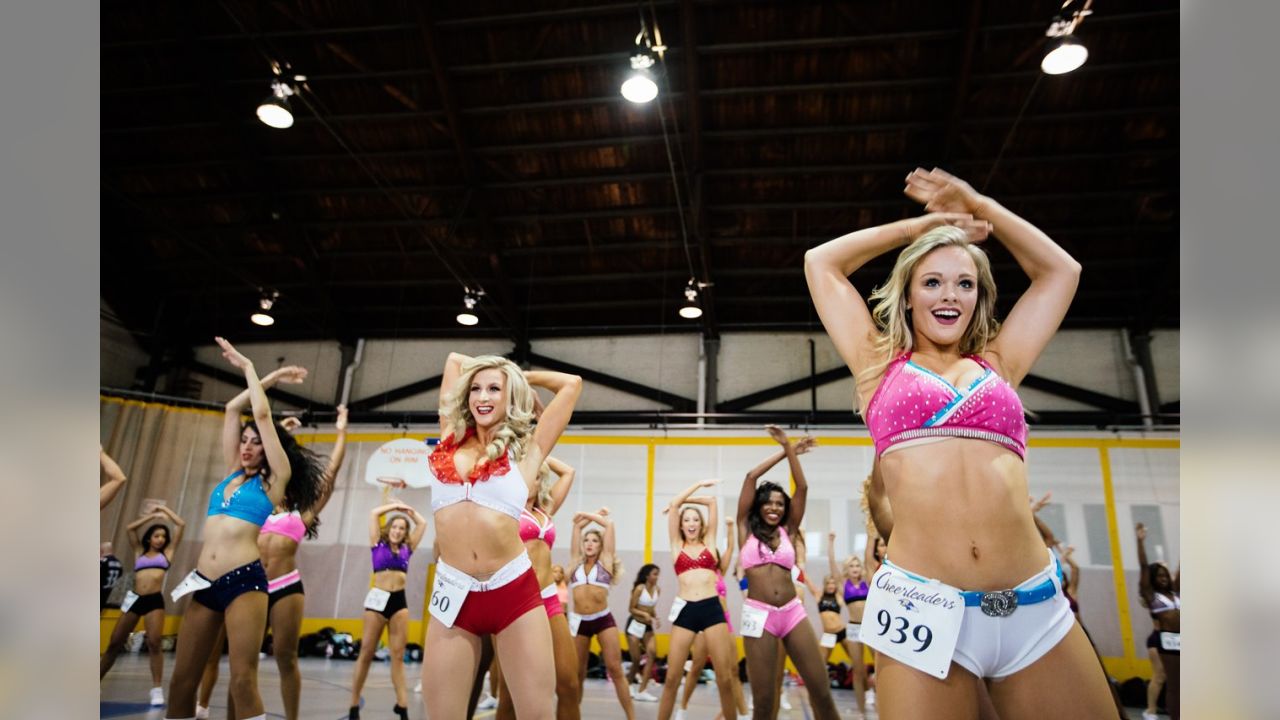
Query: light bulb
1041 36 1088 75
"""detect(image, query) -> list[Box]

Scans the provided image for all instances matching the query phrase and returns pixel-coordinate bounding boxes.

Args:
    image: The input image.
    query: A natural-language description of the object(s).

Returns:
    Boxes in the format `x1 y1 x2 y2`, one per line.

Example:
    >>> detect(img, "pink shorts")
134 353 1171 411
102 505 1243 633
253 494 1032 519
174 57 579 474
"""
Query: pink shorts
541 583 565 618
744 597 808 638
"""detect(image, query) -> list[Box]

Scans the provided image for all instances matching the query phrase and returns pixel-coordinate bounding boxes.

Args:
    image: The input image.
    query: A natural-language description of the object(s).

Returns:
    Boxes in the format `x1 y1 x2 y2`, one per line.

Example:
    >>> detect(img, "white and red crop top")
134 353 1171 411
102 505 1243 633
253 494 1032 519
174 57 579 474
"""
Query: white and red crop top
427 429 528 521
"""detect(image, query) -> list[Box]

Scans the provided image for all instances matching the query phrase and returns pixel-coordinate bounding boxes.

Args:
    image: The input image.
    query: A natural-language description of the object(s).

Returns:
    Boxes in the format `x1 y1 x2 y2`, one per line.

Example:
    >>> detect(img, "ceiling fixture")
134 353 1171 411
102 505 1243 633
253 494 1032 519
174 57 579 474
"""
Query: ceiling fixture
1041 0 1092 75
250 290 279 326
620 11 666 104
456 288 484 326
621 52 659 104
256 62 307 129
679 280 703 320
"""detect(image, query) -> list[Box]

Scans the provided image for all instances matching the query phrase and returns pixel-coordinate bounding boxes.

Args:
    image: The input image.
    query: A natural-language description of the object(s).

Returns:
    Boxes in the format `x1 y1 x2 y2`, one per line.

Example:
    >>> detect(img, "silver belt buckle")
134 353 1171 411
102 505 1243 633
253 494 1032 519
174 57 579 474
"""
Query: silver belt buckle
979 590 1018 617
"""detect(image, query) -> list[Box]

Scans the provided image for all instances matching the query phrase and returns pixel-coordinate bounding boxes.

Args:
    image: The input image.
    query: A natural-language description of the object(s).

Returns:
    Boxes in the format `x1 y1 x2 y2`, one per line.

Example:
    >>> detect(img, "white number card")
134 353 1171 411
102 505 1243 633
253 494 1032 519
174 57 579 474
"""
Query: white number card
1159 631 1181 652
819 632 837 649
668 597 687 623
627 619 647 639
170 570 212 601
427 572 468 628
739 603 768 638
120 591 139 613
568 613 582 636
363 587 391 612
858 565 964 679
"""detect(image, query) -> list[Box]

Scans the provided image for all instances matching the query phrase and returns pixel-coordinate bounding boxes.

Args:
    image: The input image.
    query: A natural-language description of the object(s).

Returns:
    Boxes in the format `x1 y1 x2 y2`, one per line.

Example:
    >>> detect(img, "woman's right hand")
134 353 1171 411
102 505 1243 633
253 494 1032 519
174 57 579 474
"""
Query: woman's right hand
904 167 986 215
268 365 309 385
215 337 253 371
1136 523 1147 541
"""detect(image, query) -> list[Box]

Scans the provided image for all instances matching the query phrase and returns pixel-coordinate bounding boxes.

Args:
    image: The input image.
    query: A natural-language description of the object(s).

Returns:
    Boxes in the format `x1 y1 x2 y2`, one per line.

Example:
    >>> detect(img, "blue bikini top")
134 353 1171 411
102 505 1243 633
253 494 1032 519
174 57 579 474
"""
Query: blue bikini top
207 469 274 526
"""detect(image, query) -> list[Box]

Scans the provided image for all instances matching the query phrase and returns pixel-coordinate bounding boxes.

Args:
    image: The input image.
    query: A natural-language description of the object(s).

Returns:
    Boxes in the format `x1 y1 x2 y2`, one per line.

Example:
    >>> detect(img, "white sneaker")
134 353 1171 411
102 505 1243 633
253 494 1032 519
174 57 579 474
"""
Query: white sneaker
414 681 422 693
477 694 498 710
195 704 209 719
149 687 165 706
1142 713 1159 720
865 688 876 706
630 684 639 699
674 709 687 720
780 692 792 710
635 690 659 702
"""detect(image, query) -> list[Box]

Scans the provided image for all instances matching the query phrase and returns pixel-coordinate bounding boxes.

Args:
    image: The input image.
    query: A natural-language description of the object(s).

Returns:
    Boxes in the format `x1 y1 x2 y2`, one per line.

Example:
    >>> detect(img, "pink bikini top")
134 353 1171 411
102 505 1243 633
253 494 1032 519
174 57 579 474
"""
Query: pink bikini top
518 507 556 548
260 510 307 543
740 526 797 571
865 352 1027 459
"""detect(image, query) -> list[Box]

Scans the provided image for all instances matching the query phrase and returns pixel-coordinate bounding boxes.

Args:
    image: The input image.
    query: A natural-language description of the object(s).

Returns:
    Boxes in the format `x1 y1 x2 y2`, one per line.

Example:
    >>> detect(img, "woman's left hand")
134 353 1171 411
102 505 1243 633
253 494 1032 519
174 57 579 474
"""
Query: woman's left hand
904 167 987 215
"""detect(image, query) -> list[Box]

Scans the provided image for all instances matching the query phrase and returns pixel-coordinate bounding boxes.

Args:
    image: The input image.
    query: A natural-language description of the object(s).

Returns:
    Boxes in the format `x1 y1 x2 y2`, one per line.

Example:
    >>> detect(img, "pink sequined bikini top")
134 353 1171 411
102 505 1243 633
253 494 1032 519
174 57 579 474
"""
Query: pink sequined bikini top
865 352 1027 459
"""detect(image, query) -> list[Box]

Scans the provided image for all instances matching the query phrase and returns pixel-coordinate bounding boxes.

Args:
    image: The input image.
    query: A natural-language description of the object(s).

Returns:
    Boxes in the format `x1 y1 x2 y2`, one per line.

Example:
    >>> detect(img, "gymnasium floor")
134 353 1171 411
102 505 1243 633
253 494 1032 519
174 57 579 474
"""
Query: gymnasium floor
100 654 1157 719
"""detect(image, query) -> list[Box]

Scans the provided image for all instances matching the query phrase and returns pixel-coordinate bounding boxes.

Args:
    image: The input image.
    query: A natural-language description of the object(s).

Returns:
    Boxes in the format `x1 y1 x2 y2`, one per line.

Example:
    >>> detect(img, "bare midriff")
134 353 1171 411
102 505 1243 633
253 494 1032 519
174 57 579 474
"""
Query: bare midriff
525 536 553 588
257 533 299 580
374 568 408 592
880 437 1046 591
198 515 265 579
434 504 525 579
133 565 167 595
676 565 720 603
846 598 867 624
1156 609 1180 633
745 564 796 606
819 610 844 633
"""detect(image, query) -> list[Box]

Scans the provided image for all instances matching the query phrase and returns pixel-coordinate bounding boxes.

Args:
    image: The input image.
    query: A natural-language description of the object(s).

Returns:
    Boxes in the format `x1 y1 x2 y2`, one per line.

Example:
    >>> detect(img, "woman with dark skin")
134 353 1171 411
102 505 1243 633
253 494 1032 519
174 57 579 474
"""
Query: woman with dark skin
100 504 186 706
349 503 428 720
735 426 838 720
625 564 661 701
569 508 634 720
1137 523 1179 720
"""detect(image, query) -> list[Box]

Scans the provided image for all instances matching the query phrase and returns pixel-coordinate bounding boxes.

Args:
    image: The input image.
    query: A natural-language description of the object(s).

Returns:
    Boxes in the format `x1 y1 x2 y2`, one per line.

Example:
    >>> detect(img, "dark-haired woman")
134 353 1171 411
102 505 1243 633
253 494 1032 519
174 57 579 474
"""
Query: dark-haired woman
625 564 661 702
1137 523 1179 720
349 502 428 720
101 504 186 705
162 344 326 720
735 426 838 719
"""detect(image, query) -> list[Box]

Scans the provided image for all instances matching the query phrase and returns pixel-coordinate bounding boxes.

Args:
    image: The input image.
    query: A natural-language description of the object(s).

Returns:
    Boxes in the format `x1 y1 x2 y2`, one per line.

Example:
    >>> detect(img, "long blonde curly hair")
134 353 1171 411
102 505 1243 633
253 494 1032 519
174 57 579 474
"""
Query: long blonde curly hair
858 225 1001 392
441 355 536 464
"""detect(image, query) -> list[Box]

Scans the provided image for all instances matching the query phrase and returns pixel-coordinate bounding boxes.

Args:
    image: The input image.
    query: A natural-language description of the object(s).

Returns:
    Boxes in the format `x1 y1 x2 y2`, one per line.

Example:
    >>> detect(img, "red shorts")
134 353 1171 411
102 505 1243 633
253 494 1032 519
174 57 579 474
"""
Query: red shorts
452 568 543 636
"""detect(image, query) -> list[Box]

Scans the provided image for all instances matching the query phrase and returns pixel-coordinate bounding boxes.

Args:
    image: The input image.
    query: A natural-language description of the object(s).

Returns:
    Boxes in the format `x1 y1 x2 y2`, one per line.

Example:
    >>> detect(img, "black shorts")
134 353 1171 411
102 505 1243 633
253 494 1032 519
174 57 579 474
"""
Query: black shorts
193 560 269 613
1146 629 1160 650
834 628 847 643
268 580 305 611
369 589 408 620
673 597 725 634
127 591 165 616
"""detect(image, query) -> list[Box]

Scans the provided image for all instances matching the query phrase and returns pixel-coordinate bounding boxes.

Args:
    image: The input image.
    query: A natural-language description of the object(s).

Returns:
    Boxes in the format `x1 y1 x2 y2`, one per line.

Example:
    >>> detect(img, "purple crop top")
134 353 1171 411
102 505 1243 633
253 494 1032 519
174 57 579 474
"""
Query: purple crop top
371 541 411 573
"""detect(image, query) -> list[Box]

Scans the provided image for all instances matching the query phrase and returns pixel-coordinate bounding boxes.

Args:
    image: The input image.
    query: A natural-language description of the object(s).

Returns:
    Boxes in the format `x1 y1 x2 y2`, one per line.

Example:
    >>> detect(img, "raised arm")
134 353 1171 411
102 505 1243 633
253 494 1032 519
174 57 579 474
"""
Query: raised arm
524 370 584 461
304 405 347 524
1135 523 1154 605
770 427 815 534
827 531 841 582
399 503 429 551
125 511 160 553
153 505 186 555
667 479 720 549
438 352 472 436
905 167 1080 386
737 446 786 530
543 455 577 515
99 447 128 510
805 209 990 408
368 503 403 546
720 519 737 575
570 513 589 567
1061 545 1080 597
221 364 307 472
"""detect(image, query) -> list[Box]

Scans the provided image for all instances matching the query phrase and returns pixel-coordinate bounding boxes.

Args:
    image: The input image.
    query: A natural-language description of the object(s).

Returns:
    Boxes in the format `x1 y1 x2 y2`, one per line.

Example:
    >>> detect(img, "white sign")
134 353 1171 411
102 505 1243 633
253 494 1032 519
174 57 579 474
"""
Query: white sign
740 603 768 638
364 438 435 489
428 570 469 628
858 565 964 679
